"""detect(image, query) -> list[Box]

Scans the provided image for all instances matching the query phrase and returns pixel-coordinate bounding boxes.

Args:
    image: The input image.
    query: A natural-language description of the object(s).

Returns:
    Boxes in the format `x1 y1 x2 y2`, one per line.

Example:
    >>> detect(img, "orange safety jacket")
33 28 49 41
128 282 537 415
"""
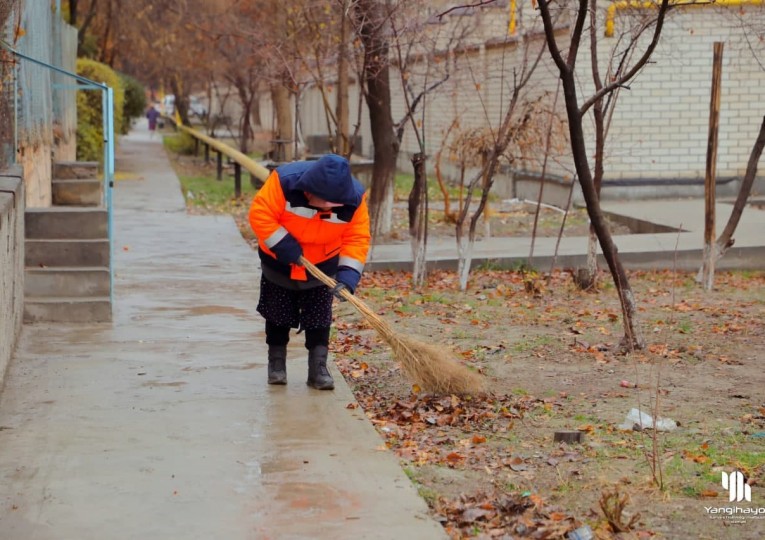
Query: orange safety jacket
249 161 370 285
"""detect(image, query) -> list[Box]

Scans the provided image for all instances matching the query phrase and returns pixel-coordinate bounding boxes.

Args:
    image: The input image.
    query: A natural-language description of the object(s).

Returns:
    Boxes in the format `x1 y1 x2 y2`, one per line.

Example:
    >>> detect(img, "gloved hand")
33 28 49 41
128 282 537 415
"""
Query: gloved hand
332 282 349 301
332 266 361 301
270 233 303 265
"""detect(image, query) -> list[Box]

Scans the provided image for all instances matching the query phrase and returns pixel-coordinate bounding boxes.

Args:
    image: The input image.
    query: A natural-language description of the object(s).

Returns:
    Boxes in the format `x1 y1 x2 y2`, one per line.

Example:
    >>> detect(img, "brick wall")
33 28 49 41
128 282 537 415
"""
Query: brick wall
292 5 764 198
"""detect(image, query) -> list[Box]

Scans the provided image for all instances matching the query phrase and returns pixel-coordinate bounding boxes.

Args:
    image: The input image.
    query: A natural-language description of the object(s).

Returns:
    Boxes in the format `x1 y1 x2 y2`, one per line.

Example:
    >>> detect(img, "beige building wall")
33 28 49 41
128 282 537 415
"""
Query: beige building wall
282 3 765 199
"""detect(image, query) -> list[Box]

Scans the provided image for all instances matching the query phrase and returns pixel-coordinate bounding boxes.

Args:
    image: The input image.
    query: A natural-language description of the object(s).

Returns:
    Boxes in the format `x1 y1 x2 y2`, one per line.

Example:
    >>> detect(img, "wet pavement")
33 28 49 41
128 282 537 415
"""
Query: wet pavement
0 125 446 539
2 120 764 539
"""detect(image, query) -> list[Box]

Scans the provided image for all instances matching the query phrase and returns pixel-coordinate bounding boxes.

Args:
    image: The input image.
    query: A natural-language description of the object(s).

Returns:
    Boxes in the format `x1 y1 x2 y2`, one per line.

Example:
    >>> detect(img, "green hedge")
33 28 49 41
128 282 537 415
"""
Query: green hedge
76 59 125 161
119 73 146 134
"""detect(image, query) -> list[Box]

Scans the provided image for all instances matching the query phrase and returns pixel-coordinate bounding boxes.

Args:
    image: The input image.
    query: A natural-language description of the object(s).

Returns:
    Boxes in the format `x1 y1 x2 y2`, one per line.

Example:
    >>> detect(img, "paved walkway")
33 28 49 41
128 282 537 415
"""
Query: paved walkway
368 190 765 273
0 124 446 539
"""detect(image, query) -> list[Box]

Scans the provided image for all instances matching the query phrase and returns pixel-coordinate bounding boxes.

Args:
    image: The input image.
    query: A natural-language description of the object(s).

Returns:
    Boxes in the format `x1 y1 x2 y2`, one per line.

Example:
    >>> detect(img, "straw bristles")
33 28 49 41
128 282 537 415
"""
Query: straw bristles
299 257 485 395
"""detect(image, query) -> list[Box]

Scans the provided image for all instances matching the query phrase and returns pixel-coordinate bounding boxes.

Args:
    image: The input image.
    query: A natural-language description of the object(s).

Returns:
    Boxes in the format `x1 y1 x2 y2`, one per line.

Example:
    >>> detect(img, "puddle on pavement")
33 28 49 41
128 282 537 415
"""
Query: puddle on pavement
141 381 187 387
180 363 259 372
260 459 302 474
151 305 250 317
272 482 361 518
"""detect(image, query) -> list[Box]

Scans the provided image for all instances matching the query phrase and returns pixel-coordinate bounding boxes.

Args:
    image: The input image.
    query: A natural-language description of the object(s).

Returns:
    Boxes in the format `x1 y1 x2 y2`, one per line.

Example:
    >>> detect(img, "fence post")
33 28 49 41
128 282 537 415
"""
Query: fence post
216 150 223 181
234 163 241 199
702 41 724 291
204 143 210 163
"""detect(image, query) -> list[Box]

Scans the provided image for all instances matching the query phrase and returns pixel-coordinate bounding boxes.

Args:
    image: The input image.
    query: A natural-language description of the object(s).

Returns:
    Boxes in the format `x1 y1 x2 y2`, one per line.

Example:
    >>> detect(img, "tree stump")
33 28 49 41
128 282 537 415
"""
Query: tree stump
554 430 584 444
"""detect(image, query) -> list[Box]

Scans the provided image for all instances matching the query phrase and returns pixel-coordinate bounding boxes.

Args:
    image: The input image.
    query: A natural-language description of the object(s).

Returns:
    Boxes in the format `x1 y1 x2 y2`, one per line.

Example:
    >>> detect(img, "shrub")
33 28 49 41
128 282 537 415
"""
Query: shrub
75 58 124 161
163 132 197 155
119 73 146 134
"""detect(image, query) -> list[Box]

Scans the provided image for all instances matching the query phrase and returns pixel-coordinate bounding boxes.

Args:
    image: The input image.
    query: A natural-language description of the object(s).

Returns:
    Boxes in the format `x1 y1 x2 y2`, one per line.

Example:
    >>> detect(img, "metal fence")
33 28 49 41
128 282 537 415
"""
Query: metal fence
52 14 77 155
0 1 77 170
0 2 16 168
16 0 53 150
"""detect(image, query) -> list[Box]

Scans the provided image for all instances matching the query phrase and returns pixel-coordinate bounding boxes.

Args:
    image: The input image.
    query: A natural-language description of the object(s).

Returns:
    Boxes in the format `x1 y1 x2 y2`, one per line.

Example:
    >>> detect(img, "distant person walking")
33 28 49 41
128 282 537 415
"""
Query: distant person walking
146 104 160 138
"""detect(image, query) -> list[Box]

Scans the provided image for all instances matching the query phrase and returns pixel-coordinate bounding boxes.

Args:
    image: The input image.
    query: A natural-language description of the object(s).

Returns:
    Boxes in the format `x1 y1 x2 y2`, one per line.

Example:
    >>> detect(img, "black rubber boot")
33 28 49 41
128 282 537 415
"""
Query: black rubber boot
307 345 334 390
267 345 287 385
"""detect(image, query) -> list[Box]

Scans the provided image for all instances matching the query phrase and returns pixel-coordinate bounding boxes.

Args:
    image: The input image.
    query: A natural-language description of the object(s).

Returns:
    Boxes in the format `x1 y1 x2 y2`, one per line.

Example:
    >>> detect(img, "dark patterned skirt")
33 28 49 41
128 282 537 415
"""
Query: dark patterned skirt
257 274 334 330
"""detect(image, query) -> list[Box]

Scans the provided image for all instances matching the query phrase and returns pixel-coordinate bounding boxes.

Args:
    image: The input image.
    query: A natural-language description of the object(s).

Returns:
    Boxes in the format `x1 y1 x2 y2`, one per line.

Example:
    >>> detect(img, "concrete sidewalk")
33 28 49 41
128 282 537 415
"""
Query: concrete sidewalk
0 125 446 539
367 194 765 273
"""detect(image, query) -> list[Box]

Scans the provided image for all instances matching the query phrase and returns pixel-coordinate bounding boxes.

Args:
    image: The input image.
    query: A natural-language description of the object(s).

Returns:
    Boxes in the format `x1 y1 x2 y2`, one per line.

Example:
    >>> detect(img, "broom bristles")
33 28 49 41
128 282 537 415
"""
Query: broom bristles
299 257 485 395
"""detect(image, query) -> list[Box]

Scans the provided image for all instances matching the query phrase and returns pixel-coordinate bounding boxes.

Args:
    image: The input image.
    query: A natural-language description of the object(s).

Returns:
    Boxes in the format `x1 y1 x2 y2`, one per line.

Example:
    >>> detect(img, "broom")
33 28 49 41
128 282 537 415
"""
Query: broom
299 256 484 395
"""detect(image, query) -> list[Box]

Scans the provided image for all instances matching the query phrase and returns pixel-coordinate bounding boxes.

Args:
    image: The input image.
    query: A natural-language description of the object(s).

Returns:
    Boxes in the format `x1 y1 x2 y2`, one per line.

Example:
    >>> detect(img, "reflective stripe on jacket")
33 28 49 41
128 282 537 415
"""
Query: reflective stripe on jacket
249 168 371 282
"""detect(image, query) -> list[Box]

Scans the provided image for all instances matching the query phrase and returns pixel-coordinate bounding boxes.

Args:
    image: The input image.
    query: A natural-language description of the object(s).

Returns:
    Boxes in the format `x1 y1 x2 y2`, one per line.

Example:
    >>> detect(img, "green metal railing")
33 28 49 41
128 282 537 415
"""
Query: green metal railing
1 40 116 304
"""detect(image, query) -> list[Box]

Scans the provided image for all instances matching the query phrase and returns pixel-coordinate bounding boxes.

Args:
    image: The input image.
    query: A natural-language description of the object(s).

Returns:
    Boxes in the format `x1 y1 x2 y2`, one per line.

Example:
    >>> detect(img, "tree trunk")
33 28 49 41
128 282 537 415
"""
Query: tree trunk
335 0 351 157
169 75 190 127
251 93 262 130
456 212 474 292
69 0 78 25
561 72 644 350
409 152 428 287
234 77 254 154
355 0 398 239
271 82 293 161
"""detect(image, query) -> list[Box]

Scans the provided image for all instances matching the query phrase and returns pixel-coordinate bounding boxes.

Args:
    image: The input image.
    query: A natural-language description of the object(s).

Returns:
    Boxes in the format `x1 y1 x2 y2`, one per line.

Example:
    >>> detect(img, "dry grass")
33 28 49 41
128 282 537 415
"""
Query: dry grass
299 256 485 395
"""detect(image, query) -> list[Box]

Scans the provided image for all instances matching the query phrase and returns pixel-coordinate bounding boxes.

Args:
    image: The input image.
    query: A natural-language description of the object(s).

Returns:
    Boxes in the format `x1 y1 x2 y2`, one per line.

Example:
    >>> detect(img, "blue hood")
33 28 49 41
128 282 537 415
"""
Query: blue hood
286 154 362 207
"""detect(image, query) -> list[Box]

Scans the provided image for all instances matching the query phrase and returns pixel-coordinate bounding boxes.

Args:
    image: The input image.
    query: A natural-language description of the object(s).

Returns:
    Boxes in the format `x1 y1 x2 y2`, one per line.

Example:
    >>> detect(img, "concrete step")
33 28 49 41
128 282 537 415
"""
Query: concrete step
52 161 99 180
24 267 110 297
23 297 112 323
25 239 110 268
52 178 103 206
25 207 107 240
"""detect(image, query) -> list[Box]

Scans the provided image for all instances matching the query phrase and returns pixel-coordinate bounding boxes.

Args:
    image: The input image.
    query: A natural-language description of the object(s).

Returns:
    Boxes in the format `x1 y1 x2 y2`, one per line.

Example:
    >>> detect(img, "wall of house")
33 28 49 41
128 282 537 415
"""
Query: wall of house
0 167 24 390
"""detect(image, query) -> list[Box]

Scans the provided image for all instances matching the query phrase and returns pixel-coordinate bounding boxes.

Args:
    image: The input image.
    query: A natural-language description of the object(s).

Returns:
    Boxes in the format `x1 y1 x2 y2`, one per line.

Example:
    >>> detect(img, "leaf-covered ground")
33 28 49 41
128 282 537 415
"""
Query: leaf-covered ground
332 269 765 539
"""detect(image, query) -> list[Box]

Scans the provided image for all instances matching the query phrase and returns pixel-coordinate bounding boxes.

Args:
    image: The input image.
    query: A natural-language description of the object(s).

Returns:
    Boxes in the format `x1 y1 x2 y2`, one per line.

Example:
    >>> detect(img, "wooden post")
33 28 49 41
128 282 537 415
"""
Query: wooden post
702 42 724 291
216 151 223 181
234 163 241 199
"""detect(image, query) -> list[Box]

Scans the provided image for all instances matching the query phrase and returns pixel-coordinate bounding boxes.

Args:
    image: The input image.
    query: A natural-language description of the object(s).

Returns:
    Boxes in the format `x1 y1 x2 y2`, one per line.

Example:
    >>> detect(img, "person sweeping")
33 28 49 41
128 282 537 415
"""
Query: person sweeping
249 154 370 390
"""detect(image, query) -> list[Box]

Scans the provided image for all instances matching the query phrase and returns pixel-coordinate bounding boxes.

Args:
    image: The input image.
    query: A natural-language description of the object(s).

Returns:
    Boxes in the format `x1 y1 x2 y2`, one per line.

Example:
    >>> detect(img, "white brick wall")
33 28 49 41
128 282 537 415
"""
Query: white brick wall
285 3 764 191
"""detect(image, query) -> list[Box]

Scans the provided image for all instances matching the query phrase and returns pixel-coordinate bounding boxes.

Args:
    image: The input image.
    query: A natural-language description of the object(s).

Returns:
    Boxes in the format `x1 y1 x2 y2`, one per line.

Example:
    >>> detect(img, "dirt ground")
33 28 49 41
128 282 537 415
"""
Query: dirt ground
167 149 764 539
332 268 765 540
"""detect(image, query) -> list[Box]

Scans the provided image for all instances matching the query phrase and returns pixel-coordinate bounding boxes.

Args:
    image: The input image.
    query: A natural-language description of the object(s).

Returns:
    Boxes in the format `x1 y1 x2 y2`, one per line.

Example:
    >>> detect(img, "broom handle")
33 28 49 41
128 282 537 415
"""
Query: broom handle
298 256 392 334
298 256 354 302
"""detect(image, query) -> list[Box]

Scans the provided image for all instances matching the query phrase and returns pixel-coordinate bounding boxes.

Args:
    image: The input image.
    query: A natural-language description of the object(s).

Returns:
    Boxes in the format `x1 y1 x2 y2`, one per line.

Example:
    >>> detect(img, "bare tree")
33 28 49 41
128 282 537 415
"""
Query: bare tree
434 8 549 291
536 0 673 350
577 2 661 290
352 0 399 239
388 2 476 286
695 116 765 280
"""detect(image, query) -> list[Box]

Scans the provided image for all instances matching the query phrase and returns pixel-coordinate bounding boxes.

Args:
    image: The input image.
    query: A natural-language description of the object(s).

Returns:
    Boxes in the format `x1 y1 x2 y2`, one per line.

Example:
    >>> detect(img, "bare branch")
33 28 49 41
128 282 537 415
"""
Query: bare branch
537 0 569 74
438 0 499 20
580 0 670 115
